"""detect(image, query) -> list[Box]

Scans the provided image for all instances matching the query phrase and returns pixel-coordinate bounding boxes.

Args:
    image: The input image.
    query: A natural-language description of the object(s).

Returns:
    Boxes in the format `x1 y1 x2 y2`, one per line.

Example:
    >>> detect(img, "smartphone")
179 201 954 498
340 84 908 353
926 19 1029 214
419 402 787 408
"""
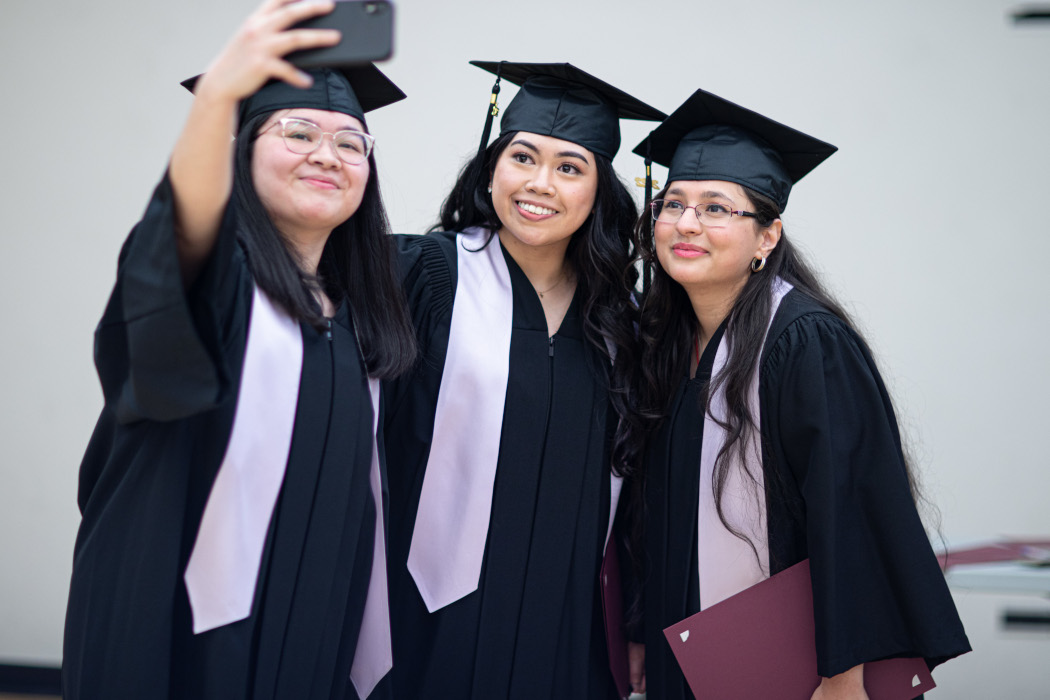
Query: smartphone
288 0 394 68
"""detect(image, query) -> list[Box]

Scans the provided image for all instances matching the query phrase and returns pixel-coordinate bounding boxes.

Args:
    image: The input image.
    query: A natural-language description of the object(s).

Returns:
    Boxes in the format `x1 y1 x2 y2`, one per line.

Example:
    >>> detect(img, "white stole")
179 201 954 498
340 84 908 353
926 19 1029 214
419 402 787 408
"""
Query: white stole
183 286 391 697
697 278 792 609
184 286 303 632
351 377 392 698
407 228 623 613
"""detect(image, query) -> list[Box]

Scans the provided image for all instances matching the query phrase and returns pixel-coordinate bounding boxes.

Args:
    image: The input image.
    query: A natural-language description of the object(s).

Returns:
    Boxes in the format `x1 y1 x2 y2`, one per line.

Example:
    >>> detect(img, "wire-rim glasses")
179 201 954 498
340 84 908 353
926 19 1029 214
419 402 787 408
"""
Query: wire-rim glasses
650 199 758 226
269 117 375 165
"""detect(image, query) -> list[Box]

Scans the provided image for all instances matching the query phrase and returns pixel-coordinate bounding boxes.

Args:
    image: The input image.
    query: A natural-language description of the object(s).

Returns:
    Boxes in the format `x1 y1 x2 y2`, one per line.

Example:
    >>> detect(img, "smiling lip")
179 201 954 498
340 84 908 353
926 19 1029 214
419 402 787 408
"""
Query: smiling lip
515 200 558 220
672 243 706 258
302 176 339 190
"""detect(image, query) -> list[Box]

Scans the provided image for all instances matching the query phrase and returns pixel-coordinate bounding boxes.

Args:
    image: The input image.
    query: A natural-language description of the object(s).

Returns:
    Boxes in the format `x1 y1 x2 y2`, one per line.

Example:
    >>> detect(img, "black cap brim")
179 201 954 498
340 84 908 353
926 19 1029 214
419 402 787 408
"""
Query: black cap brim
470 61 665 159
181 63 405 128
471 61 666 122
633 88 835 184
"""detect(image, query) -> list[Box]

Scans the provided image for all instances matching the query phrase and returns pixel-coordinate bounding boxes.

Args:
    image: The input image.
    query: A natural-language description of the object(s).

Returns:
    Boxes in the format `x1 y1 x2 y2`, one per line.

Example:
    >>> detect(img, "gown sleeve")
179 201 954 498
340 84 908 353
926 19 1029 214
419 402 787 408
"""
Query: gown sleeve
94 172 243 425
382 233 455 420
761 310 970 678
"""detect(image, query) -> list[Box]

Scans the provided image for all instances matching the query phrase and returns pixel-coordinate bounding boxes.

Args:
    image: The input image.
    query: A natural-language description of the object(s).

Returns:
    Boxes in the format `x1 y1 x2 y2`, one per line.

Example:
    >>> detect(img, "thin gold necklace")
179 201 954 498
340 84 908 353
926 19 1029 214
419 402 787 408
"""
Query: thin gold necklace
537 275 564 298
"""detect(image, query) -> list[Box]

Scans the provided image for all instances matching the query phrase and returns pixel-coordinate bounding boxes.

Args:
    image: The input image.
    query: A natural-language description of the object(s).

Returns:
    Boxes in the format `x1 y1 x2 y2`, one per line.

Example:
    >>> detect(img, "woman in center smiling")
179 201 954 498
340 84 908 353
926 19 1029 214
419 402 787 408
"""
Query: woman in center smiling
382 63 664 699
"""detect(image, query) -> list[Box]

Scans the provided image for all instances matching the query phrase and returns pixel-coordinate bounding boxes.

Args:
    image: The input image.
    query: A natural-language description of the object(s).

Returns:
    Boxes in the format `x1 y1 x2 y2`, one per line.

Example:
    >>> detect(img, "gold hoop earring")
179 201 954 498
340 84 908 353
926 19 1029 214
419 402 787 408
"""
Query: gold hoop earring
750 256 766 272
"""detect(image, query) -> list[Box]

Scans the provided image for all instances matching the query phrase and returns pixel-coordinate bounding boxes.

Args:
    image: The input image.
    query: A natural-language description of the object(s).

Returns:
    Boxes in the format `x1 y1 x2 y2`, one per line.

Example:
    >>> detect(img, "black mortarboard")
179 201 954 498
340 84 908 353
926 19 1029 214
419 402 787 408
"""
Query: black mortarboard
633 88 836 211
470 61 665 160
181 64 405 129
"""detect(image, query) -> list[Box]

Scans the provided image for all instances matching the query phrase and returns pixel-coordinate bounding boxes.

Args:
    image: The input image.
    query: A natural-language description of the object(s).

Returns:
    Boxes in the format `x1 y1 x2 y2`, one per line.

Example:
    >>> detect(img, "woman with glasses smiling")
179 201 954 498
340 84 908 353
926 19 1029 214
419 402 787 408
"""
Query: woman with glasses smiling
63 1 414 699
621 90 970 699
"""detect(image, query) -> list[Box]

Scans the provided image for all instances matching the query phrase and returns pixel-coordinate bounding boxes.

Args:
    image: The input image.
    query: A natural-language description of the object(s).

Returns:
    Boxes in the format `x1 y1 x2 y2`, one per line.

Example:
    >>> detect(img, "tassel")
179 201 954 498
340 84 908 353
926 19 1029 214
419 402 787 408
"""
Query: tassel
476 62 504 162
642 136 654 294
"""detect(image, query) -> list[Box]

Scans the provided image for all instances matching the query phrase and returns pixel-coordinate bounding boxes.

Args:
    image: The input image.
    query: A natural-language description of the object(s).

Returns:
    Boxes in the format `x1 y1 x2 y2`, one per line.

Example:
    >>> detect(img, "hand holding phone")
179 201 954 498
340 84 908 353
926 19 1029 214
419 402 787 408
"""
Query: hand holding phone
288 0 395 68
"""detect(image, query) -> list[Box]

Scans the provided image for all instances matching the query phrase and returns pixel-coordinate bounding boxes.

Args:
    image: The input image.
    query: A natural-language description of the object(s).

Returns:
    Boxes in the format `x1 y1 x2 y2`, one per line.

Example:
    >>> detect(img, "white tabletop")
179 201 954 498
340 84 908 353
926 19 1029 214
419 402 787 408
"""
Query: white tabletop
945 562 1050 597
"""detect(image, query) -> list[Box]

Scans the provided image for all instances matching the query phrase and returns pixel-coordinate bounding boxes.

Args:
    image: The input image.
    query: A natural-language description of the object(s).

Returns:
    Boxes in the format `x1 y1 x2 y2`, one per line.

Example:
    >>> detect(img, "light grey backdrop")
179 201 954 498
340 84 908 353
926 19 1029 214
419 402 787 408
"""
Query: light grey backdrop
2 0 1048 696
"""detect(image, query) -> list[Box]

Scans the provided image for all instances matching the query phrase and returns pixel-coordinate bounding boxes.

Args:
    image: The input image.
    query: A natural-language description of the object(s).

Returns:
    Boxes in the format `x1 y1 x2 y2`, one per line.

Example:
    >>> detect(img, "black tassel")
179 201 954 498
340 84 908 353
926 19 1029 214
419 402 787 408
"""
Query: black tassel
644 142 653 211
476 62 504 163
642 136 654 294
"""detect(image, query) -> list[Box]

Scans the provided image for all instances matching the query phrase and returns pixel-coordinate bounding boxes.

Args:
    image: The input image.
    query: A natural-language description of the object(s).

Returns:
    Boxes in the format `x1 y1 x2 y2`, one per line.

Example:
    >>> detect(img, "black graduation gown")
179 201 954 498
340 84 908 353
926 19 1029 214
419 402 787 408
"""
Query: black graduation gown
63 176 381 700
381 232 615 700
643 290 971 700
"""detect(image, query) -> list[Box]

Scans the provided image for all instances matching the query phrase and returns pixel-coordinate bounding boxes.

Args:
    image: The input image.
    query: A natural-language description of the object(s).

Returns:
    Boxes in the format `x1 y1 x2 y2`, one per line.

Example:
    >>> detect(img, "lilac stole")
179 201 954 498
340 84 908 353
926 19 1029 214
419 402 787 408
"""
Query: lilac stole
182 286 391 696
351 377 392 698
183 286 302 633
407 228 623 613
697 278 792 609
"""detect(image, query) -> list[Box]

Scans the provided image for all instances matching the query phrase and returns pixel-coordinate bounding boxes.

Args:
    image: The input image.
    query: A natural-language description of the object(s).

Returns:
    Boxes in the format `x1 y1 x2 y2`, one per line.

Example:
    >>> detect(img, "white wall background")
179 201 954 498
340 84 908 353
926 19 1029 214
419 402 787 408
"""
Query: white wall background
1 0 1048 695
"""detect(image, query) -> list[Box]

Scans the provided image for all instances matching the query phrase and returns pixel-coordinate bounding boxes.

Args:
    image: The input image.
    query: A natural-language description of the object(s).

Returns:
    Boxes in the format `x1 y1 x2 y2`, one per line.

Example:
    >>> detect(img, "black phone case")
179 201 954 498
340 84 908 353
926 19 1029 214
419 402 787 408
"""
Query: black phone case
288 1 394 68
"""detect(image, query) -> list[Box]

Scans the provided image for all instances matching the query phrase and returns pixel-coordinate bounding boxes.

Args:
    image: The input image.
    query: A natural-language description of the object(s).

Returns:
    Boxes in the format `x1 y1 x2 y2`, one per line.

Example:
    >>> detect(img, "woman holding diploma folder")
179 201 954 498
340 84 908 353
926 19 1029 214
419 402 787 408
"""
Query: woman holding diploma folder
624 90 971 699
63 1 414 698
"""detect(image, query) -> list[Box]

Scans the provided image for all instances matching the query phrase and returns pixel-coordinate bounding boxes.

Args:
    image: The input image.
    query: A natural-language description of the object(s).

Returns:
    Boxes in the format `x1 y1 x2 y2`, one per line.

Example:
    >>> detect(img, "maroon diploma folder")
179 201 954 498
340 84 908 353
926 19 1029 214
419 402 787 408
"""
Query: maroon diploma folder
662 559 935 699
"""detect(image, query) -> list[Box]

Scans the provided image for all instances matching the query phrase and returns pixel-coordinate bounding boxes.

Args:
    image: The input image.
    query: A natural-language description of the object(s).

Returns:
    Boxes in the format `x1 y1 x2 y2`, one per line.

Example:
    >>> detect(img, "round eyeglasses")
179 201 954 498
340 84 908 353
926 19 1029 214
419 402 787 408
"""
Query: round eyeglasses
268 117 375 165
650 199 758 226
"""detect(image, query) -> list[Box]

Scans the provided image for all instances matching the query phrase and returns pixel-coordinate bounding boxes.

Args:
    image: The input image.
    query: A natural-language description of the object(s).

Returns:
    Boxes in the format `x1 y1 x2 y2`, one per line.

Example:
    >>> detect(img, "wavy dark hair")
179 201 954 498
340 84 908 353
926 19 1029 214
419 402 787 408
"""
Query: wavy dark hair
433 131 641 478
624 185 926 552
233 111 416 379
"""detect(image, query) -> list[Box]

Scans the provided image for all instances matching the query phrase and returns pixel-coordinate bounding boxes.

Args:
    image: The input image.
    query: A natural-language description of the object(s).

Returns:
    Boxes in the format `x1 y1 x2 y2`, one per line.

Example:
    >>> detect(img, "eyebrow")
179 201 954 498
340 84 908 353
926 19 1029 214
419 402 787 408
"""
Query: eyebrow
557 150 590 164
666 187 735 202
510 138 590 165
286 115 366 133
701 190 734 201
510 138 539 152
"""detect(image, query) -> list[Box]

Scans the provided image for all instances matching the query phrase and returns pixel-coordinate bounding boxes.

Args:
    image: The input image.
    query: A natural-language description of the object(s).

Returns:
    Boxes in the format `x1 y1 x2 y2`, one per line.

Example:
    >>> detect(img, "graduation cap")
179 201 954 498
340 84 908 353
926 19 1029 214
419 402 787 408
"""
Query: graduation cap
469 61 666 161
181 64 405 129
633 88 837 212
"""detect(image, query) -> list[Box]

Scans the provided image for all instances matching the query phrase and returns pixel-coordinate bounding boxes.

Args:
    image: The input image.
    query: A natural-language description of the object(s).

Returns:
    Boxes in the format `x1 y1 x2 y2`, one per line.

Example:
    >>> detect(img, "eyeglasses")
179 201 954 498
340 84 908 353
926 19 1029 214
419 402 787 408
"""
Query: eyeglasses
267 118 375 165
650 199 758 226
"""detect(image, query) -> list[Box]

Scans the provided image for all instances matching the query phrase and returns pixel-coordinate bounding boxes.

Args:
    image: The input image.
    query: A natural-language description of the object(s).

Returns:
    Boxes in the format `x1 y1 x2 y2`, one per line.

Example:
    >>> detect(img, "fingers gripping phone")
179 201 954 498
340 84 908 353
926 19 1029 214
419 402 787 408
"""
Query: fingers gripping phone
289 1 395 67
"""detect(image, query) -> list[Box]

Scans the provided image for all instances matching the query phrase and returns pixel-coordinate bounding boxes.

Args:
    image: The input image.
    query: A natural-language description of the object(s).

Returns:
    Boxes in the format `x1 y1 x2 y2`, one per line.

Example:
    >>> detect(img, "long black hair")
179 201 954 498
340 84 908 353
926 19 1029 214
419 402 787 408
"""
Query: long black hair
624 185 925 547
433 131 641 478
233 111 416 379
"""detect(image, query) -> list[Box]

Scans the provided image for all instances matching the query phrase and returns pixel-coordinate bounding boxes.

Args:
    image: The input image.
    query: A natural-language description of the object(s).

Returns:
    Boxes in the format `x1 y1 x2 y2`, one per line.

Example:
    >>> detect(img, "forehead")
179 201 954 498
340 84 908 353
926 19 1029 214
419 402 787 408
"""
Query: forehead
666 179 749 202
505 131 595 160
259 108 367 134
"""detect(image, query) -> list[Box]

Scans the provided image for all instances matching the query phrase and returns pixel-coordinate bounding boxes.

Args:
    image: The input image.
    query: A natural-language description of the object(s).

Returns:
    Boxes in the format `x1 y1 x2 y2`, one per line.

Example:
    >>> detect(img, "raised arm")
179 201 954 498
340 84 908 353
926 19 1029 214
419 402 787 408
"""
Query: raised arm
168 0 339 284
